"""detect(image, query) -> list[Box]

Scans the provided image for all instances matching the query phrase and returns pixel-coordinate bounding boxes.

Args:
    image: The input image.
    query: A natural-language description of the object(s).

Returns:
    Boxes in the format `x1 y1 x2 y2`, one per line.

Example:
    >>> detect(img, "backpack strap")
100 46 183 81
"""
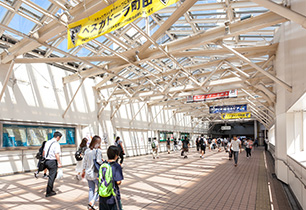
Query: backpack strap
45 141 56 159
109 162 121 210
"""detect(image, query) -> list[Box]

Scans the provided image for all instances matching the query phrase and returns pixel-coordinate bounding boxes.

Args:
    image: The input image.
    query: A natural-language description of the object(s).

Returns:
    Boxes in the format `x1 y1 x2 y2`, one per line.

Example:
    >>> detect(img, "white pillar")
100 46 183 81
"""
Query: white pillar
275 112 291 184
254 120 258 140
294 111 303 153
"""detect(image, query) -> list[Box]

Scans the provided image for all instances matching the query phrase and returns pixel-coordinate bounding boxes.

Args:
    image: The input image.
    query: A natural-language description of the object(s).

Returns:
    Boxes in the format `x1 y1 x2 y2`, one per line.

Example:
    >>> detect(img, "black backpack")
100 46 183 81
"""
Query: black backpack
75 148 83 161
208 139 212 144
200 138 206 146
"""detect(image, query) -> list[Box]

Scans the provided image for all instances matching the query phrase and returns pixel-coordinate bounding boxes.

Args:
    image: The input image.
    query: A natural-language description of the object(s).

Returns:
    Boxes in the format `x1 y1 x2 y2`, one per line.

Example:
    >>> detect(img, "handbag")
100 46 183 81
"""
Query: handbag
75 147 83 161
35 152 41 159
38 141 55 171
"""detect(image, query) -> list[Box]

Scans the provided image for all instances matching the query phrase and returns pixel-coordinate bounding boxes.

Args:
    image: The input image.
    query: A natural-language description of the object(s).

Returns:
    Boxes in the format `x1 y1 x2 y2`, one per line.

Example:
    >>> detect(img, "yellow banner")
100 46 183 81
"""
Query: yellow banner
221 112 252 120
68 0 178 49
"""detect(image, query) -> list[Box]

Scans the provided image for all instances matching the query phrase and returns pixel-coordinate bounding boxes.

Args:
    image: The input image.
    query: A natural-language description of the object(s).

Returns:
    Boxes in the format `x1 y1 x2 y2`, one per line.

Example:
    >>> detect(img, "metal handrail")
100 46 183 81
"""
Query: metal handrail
272 154 306 189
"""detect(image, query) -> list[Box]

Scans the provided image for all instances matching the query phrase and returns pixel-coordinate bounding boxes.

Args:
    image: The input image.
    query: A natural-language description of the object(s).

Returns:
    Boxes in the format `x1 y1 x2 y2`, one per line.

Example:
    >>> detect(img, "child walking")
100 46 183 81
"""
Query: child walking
99 146 124 210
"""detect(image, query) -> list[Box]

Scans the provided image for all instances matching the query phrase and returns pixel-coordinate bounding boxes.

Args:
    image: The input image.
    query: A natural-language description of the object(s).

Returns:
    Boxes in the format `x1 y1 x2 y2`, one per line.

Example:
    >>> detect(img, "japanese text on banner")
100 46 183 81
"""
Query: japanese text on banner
221 112 252 120
68 0 178 49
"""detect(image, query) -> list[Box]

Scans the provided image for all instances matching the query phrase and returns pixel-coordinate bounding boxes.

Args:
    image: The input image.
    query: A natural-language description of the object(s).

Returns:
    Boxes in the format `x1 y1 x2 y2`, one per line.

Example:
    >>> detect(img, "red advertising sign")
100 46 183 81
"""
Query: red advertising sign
187 90 238 103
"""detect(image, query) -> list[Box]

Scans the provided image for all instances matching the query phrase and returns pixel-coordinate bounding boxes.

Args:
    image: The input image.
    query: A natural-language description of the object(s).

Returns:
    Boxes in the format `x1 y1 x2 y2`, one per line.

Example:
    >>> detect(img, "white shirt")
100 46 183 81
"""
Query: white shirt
231 140 241 152
44 138 61 160
153 140 159 147
82 148 103 180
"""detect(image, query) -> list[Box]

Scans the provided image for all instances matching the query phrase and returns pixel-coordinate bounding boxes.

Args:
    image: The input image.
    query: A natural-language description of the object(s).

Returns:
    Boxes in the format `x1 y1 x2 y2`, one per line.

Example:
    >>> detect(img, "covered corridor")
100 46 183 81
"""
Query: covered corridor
1 0 306 209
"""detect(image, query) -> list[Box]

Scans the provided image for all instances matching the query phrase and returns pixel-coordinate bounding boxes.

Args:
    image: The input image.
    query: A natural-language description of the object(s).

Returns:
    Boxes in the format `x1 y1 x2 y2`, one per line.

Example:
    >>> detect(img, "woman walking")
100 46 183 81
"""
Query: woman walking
82 135 103 210
75 138 88 180
115 136 125 166
245 138 253 159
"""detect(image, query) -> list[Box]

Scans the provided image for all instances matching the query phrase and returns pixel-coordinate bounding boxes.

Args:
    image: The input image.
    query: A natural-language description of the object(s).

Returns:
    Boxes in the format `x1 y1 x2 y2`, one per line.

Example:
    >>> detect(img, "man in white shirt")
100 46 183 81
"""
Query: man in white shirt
43 131 62 197
230 136 241 167
152 138 159 159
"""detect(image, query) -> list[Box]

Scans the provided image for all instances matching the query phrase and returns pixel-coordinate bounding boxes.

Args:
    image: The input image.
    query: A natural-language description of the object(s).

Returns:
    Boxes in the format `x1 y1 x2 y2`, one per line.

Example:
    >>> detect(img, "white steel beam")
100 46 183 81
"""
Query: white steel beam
97 85 118 117
165 12 286 52
251 0 306 29
62 78 85 118
138 0 199 53
201 61 224 87
0 60 15 102
129 102 147 125
220 43 292 92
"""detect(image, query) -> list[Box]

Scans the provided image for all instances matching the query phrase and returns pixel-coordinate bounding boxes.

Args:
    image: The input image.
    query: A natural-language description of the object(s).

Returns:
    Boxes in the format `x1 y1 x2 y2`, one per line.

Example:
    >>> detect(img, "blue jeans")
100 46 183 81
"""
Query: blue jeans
233 151 239 164
88 179 99 204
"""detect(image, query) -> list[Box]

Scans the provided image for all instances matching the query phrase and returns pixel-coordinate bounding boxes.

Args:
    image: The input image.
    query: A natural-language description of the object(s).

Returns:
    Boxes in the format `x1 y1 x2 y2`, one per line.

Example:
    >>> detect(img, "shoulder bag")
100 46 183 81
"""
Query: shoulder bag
38 141 55 171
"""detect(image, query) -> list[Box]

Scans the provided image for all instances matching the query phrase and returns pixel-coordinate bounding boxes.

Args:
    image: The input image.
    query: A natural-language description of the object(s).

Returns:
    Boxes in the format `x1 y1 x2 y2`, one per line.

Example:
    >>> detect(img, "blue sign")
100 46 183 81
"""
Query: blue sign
209 104 247 114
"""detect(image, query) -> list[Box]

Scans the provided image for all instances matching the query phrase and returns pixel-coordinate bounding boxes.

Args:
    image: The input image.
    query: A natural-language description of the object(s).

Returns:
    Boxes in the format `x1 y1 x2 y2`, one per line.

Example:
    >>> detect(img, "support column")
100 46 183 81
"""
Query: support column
293 111 303 153
275 112 291 184
254 120 258 140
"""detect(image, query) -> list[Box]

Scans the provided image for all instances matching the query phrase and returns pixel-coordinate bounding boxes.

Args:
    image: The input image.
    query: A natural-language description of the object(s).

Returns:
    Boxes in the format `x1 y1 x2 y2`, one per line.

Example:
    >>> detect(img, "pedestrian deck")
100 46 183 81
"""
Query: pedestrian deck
0 147 291 210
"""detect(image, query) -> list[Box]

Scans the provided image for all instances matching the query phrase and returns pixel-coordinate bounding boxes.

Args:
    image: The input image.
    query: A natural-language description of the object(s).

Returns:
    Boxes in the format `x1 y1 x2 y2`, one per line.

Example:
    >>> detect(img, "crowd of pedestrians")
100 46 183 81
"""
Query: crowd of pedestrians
34 131 256 210
34 132 125 210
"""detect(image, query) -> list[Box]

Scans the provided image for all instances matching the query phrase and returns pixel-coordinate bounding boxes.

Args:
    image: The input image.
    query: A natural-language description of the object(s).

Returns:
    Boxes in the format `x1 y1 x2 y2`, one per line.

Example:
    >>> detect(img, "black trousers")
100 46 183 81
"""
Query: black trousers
45 160 58 194
99 200 122 210
201 146 206 154
246 148 252 157
116 153 124 164
229 149 233 159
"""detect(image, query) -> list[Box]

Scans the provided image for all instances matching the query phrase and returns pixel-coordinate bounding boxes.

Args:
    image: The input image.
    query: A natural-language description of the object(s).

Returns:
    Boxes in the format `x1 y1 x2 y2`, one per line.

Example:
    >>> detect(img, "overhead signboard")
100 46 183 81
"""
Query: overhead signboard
221 126 231 130
209 104 247 114
187 90 238 103
221 112 252 120
67 0 178 49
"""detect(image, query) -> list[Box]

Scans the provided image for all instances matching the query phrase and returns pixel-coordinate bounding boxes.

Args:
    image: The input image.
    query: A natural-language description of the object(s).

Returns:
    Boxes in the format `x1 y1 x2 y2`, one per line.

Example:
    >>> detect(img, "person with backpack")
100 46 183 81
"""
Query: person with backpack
199 135 207 159
151 137 159 159
211 138 217 150
82 135 103 210
99 145 124 210
166 138 171 154
34 140 48 179
114 136 125 167
217 138 222 152
173 138 178 151
75 138 88 180
181 136 190 158
207 138 212 151
196 137 200 152
223 138 228 152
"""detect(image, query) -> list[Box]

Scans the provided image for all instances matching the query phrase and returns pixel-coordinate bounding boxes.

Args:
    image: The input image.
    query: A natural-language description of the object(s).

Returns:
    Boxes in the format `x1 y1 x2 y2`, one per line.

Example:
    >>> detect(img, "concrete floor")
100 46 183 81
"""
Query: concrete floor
0 147 291 210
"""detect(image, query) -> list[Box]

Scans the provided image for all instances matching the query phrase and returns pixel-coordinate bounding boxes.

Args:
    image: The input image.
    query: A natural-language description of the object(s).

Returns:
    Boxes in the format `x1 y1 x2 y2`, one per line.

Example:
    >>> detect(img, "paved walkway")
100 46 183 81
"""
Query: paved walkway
0 147 291 210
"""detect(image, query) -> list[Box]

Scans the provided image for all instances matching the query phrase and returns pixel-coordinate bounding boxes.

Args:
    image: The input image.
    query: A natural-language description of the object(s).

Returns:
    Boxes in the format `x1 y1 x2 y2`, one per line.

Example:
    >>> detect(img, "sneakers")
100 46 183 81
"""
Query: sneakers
43 174 48 179
34 172 38 179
